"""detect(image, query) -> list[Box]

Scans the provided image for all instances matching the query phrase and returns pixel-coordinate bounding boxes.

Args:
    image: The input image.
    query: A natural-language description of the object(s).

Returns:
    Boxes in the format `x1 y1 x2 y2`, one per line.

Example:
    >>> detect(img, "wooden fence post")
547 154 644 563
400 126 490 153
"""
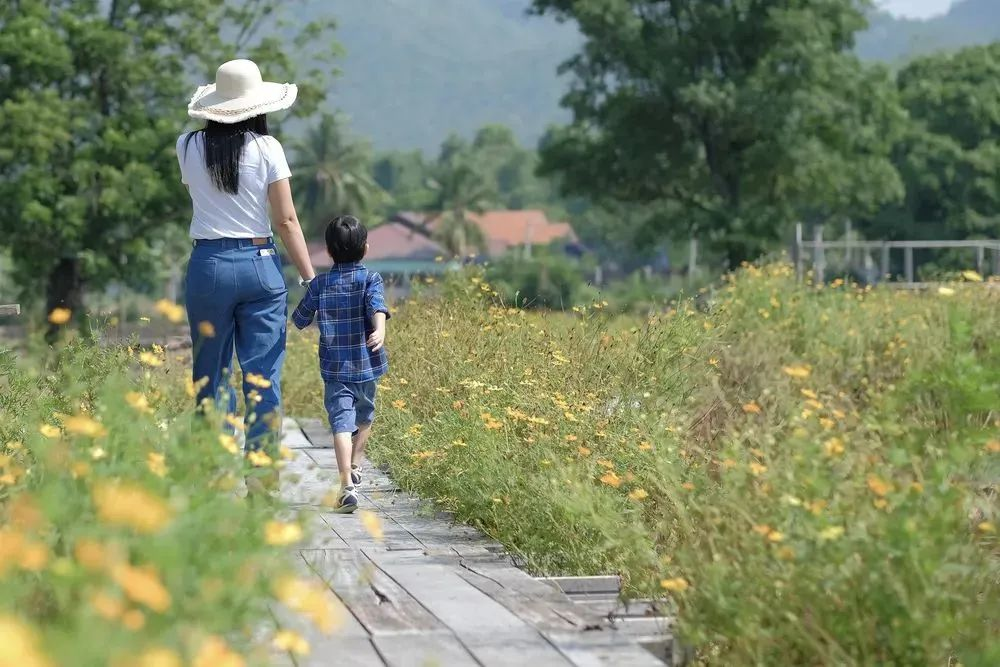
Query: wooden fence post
994 248 1000 277
881 243 891 281
813 225 825 285
976 246 985 275
794 223 804 283
844 219 853 267
687 237 698 284
904 247 914 285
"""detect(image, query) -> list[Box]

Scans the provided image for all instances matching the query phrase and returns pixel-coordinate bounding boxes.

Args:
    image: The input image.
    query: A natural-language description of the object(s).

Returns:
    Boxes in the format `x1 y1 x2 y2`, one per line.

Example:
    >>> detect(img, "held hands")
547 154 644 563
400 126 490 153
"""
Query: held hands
367 326 386 352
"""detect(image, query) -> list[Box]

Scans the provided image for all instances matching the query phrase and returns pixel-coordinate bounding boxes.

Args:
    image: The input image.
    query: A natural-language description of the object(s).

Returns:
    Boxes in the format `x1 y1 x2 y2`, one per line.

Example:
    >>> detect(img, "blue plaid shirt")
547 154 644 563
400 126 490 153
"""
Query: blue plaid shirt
292 263 390 383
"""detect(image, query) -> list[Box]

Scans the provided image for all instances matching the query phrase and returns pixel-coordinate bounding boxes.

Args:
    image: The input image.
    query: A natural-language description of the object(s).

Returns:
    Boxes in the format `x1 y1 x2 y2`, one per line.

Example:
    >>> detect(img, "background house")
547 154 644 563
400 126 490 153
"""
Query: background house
308 210 580 291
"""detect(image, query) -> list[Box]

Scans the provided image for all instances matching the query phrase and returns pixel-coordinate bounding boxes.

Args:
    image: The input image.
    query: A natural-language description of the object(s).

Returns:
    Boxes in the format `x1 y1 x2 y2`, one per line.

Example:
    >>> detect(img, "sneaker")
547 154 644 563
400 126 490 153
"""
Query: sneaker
350 463 362 486
332 486 359 514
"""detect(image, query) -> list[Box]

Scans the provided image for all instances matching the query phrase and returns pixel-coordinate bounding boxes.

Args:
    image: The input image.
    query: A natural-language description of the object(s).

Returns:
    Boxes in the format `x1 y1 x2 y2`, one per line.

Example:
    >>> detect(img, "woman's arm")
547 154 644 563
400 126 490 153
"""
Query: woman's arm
268 178 315 282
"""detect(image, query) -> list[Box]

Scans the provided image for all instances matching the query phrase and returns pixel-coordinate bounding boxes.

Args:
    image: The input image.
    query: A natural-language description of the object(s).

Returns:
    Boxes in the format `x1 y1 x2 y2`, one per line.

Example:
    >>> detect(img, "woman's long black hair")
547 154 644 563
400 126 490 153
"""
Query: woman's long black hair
184 115 269 194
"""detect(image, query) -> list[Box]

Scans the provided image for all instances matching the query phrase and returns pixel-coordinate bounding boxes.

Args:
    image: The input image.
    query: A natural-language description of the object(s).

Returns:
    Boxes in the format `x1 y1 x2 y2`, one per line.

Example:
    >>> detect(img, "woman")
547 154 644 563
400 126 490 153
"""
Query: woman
177 59 315 455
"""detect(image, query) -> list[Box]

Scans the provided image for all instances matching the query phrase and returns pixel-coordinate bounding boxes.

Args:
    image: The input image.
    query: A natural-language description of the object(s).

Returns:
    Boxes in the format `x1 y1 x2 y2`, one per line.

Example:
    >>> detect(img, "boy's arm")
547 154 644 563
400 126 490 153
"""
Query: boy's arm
291 278 320 329
366 273 389 352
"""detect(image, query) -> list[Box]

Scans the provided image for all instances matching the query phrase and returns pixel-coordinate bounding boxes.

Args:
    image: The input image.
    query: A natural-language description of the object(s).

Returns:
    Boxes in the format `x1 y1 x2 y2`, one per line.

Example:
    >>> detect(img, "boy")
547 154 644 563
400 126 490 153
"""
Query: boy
292 215 389 514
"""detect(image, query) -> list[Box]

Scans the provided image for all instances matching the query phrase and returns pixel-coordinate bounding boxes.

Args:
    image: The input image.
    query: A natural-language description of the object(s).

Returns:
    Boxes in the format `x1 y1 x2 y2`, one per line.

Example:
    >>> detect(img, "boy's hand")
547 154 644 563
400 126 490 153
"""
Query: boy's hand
367 327 385 352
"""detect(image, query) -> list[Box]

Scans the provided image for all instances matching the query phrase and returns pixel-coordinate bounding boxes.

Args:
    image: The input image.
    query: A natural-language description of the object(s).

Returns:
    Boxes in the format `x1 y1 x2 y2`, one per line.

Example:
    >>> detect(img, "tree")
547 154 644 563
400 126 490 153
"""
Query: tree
531 0 905 266
426 156 493 258
292 113 388 234
864 43 1000 241
0 0 336 335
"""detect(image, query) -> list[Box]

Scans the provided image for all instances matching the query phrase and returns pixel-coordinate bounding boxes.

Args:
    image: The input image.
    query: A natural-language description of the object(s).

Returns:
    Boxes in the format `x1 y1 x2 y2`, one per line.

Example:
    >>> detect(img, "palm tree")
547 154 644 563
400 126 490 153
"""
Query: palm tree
292 113 388 233
426 159 494 258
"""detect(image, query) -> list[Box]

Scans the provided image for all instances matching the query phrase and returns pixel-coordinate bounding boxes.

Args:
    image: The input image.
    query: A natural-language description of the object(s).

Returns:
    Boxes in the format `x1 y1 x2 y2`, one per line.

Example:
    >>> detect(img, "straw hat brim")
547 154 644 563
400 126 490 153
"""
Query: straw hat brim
187 82 298 124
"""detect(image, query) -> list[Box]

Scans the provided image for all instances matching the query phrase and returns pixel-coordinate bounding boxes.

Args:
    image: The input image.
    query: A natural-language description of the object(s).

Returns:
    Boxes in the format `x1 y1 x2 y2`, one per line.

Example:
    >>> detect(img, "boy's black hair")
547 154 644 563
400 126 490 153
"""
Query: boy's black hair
325 215 368 263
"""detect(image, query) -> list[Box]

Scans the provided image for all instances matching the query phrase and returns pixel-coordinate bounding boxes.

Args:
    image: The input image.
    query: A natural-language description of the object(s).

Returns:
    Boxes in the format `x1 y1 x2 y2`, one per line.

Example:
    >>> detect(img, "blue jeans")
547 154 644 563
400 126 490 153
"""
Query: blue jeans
185 238 287 450
324 379 377 435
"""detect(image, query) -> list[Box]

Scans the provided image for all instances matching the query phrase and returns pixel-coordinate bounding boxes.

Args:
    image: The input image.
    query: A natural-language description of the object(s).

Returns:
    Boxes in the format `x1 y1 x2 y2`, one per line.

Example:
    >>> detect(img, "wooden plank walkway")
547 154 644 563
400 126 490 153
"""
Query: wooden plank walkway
273 417 669 666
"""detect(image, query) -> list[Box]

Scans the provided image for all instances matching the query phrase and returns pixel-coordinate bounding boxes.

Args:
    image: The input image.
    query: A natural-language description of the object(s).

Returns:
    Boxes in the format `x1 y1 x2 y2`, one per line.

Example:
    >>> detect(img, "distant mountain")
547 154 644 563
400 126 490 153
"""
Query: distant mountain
303 0 999 153
857 0 1000 63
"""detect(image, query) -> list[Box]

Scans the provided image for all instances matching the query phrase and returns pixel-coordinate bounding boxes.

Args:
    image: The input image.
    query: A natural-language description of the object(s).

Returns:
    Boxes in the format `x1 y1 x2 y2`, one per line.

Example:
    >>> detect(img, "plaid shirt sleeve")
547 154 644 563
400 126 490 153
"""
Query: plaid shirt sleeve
292 278 320 329
366 272 390 322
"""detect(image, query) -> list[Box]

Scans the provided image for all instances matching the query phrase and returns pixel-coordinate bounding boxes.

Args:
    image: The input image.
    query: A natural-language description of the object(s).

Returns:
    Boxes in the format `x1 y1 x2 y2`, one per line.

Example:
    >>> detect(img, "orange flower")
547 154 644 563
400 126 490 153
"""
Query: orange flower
92 483 172 535
866 475 891 497
599 471 621 488
742 401 762 414
113 564 172 612
628 488 648 501
659 577 689 593
47 308 72 325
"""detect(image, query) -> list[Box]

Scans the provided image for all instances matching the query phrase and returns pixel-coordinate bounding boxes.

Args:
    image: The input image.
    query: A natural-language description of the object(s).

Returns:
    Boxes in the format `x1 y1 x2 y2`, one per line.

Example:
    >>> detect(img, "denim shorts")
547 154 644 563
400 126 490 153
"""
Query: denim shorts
324 379 377 435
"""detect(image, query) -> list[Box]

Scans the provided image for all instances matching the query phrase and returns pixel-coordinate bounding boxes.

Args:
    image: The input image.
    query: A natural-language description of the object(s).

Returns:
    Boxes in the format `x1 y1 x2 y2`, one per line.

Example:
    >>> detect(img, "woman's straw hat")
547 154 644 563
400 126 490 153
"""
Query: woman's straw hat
188 59 298 124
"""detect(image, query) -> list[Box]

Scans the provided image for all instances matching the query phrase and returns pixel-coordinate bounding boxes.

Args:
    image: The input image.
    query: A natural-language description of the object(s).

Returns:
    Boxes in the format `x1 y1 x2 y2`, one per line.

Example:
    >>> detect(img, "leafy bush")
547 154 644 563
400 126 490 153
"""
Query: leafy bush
343 265 1000 665
486 250 596 309
0 340 339 666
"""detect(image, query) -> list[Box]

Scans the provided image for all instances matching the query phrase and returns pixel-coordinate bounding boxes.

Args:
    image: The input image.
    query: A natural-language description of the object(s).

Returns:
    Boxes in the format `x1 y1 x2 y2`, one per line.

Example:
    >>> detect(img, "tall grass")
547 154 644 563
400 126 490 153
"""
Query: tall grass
281 266 1000 664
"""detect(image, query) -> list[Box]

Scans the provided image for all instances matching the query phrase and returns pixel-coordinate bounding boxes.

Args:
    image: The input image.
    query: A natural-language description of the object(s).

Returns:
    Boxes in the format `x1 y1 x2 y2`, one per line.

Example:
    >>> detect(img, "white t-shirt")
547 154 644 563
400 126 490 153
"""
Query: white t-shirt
176 132 291 239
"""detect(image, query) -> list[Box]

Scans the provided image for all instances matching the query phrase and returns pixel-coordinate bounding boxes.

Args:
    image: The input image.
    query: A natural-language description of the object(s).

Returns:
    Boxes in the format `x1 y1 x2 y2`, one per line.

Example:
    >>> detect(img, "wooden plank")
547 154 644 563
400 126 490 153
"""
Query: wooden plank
298 417 334 447
297 510 349 550
281 421 313 449
372 633 479 667
298 637 386 667
0 304 20 317
321 511 423 551
538 577 621 596
541 631 667 667
365 550 572 665
303 549 445 635
455 566 580 633
307 449 338 468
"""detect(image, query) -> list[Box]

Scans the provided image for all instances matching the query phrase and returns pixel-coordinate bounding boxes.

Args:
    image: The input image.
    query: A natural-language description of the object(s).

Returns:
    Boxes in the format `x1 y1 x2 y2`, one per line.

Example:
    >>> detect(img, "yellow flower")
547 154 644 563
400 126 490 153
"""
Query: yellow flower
272 630 310 656
767 530 784 543
198 321 216 337
47 308 72 325
244 373 272 389
564 434 578 442
131 647 182 667
742 401 762 414
577 446 592 457
866 474 891 497
121 607 146 630
937 286 955 296
224 414 245 432
782 365 811 379
681 482 695 491
153 300 185 323
93 483 172 534
961 270 983 282
74 538 110 572
708 358 720 367
273 577 343 634
984 440 1000 454
193 636 245 667
219 434 240 455
800 389 818 400
0 615 54 667
38 424 61 439
138 351 163 367
264 521 303 546
823 437 845 457
360 511 384 541
599 471 621 488
124 392 154 414
18 540 49 571
90 591 125 620
628 488 649 501
146 452 168 478
819 526 845 541
638 441 653 451
392 399 407 410
113 563 172 612
247 450 272 467
977 521 996 534
659 577 689 593
749 462 767 476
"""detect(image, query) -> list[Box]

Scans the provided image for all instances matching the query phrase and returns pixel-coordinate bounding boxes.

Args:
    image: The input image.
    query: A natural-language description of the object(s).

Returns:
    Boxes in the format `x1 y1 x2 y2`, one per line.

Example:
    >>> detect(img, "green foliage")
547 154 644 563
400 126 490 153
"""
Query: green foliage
532 0 905 265
297 266 1000 664
865 43 1000 242
291 113 388 234
0 339 330 665
487 249 594 309
0 0 337 321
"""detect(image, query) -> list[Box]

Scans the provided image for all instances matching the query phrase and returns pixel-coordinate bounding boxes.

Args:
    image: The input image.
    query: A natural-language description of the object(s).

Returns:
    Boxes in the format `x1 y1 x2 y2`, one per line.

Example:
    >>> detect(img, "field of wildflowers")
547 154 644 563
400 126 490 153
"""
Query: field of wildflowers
2 263 998 665
289 266 999 665
0 338 339 666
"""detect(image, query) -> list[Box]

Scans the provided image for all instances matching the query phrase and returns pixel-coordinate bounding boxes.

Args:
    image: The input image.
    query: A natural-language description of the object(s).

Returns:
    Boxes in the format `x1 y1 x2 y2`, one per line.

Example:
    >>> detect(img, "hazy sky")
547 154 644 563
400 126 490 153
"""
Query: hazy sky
879 0 956 19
